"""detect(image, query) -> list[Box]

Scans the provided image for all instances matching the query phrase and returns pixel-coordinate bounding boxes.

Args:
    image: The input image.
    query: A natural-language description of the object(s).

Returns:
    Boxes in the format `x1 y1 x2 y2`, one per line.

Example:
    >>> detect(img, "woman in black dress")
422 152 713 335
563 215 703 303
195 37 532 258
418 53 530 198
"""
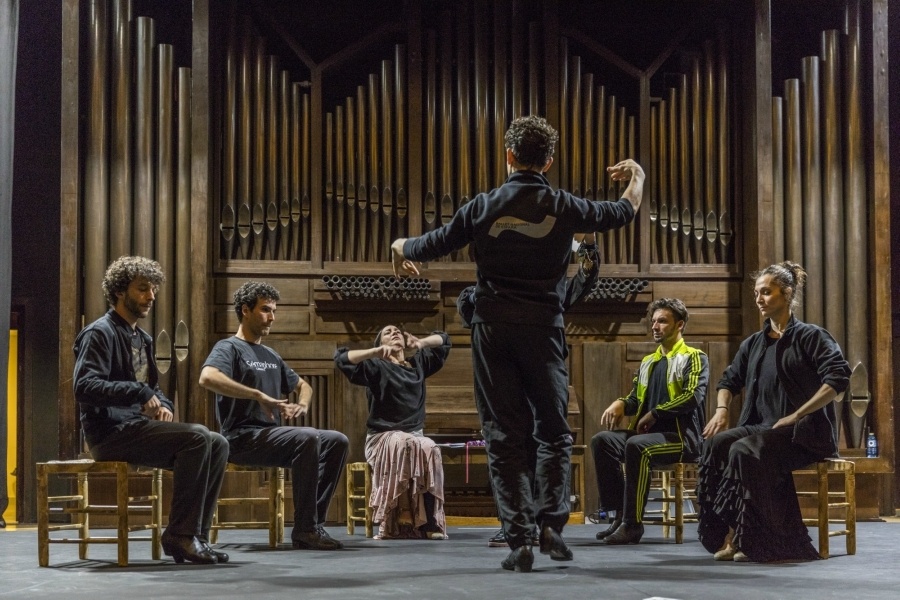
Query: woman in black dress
698 261 850 562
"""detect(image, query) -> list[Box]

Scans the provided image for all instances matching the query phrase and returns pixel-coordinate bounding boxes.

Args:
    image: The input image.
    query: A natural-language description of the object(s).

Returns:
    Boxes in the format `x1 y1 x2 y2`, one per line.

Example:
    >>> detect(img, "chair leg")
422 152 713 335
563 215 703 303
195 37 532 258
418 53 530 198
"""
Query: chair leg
268 467 284 548
276 468 285 544
346 464 355 536
364 464 373 539
152 468 162 560
268 467 276 548
846 466 856 555
816 462 830 559
116 462 130 567
210 505 220 544
78 472 90 561
659 470 671 539
37 465 50 567
674 463 684 544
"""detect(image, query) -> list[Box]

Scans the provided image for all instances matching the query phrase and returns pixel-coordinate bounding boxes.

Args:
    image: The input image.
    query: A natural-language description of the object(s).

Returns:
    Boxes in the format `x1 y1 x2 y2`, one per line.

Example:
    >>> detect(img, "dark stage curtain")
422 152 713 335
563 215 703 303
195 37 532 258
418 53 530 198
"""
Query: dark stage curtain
0 0 19 525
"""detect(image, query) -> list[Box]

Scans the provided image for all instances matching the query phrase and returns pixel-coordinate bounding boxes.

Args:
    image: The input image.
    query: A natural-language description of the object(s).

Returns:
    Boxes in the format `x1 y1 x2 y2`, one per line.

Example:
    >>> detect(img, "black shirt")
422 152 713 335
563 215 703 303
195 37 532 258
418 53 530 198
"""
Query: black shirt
750 335 784 426
644 356 669 415
202 337 300 436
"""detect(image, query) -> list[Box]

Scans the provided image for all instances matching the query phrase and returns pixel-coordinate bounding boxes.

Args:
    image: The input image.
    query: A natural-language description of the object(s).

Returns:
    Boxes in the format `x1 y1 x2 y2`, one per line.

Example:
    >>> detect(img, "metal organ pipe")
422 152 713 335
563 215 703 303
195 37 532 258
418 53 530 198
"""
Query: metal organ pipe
801 56 822 324
85 0 110 322
109 0 132 260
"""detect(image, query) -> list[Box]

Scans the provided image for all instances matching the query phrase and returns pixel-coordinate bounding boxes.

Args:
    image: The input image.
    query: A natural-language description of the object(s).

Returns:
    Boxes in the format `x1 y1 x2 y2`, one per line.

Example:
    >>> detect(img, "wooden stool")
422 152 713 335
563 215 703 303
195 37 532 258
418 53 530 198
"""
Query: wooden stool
210 464 285 548
36 459 163 567
795 458 856 558
345 462 373 537
644 462 698 543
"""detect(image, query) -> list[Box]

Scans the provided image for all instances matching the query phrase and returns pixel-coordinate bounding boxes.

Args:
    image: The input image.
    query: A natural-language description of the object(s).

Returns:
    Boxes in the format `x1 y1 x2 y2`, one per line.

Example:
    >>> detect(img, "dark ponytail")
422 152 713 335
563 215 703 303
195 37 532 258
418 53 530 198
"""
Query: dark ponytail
751 261 807 312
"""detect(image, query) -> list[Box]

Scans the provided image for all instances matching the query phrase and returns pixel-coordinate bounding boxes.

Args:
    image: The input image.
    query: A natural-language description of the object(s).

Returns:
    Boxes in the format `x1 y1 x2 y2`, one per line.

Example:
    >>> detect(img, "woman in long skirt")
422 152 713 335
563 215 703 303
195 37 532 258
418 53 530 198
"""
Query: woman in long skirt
335 326 450 540
698 262 850 562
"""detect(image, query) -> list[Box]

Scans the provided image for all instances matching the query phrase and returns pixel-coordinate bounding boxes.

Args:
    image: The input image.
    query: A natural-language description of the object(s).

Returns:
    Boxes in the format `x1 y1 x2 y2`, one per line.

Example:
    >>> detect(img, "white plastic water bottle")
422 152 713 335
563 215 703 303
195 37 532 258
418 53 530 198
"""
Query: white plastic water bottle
866 430 878 458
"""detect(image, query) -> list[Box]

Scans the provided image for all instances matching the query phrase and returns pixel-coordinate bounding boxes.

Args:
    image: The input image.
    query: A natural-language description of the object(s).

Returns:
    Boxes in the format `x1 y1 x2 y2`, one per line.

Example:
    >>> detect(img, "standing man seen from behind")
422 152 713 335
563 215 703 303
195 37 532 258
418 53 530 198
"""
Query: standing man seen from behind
390 115 645 572
591 298 709 545
199 281 349 550
74 256 229 565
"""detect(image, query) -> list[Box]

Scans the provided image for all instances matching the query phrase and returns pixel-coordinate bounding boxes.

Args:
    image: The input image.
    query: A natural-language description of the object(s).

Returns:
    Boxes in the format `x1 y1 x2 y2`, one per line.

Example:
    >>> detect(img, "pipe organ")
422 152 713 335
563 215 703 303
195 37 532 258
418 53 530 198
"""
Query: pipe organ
218 2 653 266
646 31 734 266
770 0 870 448
62 0 891 516
80 0 193 417
220 14 312 262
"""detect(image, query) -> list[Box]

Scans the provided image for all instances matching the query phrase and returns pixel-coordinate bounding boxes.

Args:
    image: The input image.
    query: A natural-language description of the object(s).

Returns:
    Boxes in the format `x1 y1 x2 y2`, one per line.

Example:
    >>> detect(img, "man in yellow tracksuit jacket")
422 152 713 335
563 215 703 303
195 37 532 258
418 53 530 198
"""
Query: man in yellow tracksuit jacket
591 298 709 544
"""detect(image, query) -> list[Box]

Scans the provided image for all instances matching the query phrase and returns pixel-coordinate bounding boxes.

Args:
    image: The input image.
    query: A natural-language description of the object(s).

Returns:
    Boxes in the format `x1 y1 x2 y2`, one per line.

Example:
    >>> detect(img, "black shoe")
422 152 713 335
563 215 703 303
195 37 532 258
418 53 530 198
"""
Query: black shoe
292 527 343 550
539 526 573 561
315 526 344 549
501 545 534 573
603 522 644 545
161 531 217 565
595 518 622 541
197 537 229 563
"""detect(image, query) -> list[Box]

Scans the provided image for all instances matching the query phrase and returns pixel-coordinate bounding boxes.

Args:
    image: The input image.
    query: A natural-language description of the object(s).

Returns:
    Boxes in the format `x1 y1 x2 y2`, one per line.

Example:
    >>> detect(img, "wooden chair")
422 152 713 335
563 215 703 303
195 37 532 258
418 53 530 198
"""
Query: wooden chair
643 462 698 543
210 464 285 548
36 459 163 567
345 461 373 537
795 458 856 558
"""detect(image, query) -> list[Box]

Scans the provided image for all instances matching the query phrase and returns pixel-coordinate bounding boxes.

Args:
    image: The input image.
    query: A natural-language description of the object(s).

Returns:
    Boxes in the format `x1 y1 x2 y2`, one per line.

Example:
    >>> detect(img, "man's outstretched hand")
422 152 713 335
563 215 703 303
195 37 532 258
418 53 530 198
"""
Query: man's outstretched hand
391 238 420 278
606 158 645 182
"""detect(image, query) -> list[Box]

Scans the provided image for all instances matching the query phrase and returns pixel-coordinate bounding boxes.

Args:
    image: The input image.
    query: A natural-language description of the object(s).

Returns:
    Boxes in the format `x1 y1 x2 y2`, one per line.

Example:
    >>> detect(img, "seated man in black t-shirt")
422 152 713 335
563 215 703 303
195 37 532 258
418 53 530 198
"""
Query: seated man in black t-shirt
199 281 349 550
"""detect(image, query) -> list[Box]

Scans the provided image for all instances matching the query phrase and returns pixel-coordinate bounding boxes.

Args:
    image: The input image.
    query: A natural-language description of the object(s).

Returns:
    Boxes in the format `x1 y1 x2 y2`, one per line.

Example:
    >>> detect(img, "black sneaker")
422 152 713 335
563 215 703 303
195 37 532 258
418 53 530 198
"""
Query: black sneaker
488 528 507 547
489 528 540 547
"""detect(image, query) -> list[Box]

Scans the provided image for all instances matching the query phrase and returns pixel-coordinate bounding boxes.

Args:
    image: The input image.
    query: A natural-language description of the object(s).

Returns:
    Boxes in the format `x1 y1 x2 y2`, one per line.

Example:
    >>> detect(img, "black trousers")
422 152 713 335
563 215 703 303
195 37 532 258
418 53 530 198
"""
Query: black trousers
472 322 572 550
590 429 691 524
227 426 348 536
89 419 229 537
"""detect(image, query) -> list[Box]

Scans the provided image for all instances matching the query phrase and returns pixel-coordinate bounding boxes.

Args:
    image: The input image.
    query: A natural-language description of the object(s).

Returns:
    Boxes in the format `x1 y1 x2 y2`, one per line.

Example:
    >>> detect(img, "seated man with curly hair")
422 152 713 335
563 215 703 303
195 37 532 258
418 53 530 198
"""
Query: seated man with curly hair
74 256 229 565
199 281 349 550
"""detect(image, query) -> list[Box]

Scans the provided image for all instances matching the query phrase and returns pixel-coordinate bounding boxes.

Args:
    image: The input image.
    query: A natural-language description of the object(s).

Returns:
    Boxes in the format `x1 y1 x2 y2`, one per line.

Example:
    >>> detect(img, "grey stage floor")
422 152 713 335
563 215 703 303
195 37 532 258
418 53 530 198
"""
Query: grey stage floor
1 522 898 599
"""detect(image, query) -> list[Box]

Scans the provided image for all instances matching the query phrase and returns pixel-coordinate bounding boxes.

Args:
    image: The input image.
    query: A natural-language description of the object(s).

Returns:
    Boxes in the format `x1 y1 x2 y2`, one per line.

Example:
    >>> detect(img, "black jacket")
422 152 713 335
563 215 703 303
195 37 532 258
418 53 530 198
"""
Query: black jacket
717 315 850 458
404 170 634 327
73 309 173 446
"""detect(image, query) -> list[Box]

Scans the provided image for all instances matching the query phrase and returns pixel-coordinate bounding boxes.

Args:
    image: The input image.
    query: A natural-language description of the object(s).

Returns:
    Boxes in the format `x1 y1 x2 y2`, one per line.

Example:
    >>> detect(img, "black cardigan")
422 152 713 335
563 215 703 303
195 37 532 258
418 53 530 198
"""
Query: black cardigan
717 315 850 458
73 309 172 446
